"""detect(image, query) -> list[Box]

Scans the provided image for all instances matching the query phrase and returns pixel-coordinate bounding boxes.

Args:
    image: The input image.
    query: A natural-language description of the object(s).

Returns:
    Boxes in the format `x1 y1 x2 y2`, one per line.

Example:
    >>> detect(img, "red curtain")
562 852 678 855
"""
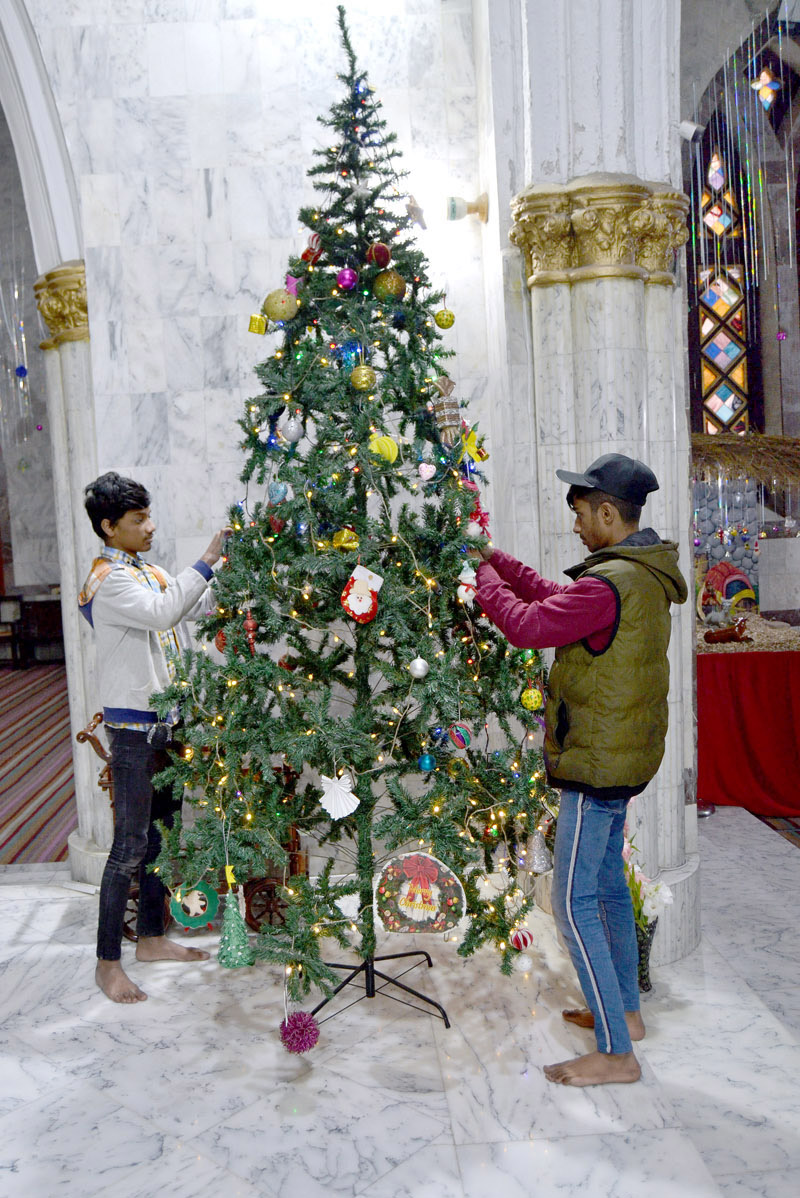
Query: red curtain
697 651 800 816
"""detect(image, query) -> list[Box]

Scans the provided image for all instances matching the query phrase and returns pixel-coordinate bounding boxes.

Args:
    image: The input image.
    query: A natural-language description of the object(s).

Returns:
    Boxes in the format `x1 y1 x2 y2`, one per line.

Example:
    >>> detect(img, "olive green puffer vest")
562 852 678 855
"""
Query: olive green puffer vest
544 546 684 800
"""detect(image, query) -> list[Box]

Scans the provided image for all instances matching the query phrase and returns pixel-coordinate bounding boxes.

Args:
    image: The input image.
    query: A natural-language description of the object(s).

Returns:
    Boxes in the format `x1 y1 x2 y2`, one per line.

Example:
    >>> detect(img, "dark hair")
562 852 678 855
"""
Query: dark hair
84 472 151 540
566 485 642 526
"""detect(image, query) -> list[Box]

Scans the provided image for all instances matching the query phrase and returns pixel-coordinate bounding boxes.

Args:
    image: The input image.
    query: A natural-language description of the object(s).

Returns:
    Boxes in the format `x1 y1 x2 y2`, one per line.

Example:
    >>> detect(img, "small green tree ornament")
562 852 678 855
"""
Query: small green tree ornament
218 889 255 968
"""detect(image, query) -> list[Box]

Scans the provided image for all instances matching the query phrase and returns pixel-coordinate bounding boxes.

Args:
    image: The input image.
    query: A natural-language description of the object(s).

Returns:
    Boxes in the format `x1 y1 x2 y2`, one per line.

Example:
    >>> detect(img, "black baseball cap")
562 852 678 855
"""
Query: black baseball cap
555 453 659 506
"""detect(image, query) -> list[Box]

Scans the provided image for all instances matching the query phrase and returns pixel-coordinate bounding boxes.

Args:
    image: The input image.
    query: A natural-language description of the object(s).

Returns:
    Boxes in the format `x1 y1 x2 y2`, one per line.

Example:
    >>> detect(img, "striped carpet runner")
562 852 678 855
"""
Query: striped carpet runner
0 665 77 863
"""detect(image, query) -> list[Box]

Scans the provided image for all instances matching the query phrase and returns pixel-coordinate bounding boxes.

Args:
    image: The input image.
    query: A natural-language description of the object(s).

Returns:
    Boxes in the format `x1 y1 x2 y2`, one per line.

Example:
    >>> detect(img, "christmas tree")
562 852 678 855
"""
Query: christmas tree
154 7 557 1016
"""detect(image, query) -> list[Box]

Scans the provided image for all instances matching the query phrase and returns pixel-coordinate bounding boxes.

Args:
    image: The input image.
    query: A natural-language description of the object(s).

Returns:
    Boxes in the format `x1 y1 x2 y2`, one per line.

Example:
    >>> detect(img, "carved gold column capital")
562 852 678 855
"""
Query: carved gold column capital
567 175 651 282
510 186 574 286
630 188 691 283
34 259 89 349
510 175 689 287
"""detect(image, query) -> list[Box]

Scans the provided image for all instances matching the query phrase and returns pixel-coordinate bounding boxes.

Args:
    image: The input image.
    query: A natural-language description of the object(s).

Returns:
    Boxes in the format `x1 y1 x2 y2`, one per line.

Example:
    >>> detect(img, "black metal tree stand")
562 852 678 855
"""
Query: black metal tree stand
309 949 450 1028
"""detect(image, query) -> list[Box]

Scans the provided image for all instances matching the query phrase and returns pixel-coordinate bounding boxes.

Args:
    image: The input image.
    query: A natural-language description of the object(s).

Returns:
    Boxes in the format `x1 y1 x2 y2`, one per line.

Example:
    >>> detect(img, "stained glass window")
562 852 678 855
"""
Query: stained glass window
697 265 750 434
688 116 762 436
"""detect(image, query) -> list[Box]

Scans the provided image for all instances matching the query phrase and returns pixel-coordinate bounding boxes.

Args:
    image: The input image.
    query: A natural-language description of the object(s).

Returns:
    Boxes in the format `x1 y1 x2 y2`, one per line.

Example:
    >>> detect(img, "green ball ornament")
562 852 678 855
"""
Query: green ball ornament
373 269 406 301
434 307 455 329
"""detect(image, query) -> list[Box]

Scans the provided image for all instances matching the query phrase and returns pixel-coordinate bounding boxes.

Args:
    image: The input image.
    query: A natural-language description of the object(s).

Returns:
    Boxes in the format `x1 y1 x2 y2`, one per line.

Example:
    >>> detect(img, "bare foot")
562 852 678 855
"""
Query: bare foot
135 935 210 963
96 959 147 1003
562 1008 646 1041
544 1049 641 1087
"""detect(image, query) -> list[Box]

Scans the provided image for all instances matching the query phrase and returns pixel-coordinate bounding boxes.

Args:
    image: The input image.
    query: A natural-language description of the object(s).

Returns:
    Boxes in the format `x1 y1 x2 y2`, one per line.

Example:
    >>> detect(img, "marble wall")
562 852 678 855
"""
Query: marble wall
22 0 489 580
0 104 58 588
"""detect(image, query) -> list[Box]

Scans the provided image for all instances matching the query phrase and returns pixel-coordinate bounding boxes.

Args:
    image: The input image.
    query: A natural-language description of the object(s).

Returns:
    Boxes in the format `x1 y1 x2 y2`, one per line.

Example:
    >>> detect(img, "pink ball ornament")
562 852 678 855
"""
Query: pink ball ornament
279 1010 320 1054
510 927 534 951
337 267 358 291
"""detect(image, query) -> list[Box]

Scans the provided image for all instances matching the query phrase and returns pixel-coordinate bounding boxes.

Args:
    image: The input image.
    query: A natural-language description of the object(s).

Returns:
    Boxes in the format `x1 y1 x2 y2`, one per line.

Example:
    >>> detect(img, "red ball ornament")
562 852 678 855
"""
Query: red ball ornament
510 928 534 951
214 629 227 653
366 241 392 268
301 246 321 264
337 267 358 290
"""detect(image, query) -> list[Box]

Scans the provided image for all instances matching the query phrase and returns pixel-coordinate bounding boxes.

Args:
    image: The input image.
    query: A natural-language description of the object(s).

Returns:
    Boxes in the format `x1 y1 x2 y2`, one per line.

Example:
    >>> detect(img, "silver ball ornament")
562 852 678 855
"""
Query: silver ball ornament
282 417 303 443
409 656 430 679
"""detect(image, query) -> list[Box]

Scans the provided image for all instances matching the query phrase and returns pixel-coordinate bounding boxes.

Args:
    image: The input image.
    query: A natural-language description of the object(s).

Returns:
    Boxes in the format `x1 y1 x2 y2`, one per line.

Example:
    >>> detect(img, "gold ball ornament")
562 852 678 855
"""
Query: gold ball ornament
434 307 455 329
350 364 377 391
262 289 300 322
520 687 543 711
368 433 399 464
373 270 406 301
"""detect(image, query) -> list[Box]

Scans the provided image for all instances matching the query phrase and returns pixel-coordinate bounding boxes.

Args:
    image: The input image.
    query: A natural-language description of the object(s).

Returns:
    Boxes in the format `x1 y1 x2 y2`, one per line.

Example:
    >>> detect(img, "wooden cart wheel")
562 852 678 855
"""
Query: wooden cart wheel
243 877 287 931
122 883 173 942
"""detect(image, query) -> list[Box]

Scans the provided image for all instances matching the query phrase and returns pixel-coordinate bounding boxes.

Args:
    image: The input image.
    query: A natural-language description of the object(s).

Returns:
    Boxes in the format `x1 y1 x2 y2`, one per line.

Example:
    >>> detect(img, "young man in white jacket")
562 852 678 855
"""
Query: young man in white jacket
80 472 230 1003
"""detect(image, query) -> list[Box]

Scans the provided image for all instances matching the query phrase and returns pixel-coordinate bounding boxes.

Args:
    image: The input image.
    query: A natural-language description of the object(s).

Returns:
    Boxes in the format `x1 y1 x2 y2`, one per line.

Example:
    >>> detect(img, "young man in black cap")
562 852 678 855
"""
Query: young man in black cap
475 453 687 1086
80 472 230 1003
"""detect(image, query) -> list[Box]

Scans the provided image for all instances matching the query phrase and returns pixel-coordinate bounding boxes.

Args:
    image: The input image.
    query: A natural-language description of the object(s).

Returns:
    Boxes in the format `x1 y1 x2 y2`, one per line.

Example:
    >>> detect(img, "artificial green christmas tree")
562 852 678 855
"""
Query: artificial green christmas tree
154 7 557 1023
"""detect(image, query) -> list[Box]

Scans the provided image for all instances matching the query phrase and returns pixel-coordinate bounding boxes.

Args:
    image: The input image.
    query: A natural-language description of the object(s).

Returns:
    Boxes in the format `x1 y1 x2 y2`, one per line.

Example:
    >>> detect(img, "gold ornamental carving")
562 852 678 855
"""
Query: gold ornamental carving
510 176 689 288
34 260 89 349
510 189 574 284
629 188 691 283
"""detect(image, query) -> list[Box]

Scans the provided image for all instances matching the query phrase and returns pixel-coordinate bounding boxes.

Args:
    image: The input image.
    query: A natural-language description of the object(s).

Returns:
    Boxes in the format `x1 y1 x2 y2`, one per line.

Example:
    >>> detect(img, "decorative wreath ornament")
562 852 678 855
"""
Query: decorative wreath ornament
169 879 220 930
374 852 466 934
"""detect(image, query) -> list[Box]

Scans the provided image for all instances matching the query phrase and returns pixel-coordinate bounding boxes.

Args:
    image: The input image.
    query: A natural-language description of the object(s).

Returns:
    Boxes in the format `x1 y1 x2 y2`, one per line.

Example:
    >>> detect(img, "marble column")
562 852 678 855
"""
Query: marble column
35 261 108 883
472 0 696 965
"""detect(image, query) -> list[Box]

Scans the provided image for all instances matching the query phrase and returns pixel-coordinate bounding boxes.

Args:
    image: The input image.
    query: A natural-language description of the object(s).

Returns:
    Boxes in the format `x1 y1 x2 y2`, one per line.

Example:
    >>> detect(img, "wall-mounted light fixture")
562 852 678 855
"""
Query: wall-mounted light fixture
446 193 489 222
679 120 705 143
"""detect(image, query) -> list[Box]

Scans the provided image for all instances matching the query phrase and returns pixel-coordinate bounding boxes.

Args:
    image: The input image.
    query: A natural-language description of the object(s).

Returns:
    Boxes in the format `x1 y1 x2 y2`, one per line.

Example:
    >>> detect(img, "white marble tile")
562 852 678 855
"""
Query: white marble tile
0 1083 264 1198
360 1142 463 1197
717 1172 800 1198
454 1129 723 1198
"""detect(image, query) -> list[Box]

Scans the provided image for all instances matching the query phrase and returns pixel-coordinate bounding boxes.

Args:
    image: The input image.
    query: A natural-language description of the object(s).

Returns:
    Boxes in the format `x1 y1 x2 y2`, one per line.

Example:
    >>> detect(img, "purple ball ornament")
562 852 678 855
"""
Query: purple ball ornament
447 722 471 749
337 267 359 291
279 1010 321 1054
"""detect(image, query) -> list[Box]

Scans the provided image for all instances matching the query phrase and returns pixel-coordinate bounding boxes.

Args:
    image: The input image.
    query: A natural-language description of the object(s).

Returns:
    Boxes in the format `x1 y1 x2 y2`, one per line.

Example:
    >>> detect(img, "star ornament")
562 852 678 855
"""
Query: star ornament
319 772 360 819
406 194 426 229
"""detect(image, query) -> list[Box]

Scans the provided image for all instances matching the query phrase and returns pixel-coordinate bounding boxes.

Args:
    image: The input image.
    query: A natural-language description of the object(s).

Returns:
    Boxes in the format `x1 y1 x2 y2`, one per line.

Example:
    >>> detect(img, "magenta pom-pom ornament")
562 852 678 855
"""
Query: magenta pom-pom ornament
510 927 534 951
337 267 358 290
279 1010 321 1054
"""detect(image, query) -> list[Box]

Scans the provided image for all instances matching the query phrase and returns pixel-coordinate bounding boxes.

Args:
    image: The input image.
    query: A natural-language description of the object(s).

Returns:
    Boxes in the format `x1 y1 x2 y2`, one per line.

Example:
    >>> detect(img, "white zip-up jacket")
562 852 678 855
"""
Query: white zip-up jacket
80 556 213 724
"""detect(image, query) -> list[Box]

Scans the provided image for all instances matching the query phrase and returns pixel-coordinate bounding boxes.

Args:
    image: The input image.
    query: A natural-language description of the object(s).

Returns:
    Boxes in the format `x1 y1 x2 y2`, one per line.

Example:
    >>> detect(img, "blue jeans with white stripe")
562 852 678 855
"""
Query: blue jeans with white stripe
551 790 640 1055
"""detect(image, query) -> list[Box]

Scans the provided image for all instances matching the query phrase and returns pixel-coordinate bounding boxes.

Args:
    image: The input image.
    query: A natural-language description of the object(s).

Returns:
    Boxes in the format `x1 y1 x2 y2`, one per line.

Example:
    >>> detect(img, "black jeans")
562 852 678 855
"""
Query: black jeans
96 728 179 960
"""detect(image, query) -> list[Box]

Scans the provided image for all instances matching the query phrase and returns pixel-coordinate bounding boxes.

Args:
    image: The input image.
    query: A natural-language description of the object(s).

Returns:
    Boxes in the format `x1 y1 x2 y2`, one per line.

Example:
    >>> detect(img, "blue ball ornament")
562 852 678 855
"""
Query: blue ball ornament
417 753 436 772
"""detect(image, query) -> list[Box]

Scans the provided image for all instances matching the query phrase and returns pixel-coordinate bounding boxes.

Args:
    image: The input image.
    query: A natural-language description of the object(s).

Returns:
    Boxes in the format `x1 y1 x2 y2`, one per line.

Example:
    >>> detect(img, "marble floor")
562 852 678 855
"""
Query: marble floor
1 806 798 1197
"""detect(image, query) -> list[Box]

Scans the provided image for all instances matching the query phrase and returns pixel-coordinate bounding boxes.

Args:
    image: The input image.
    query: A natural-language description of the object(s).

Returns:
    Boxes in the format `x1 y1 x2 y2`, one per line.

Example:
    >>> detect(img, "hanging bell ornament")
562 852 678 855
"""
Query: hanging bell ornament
530 829 554 874
434 307 455 329
409 656 430 679
520 687 543 711
243 610 258 656
350 364 377 391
